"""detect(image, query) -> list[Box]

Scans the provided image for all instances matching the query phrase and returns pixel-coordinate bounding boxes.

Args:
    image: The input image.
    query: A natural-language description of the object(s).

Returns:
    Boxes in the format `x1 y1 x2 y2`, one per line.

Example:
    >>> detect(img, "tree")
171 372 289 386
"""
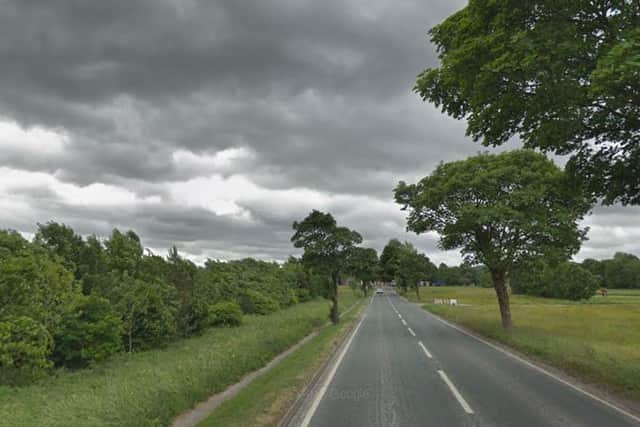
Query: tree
35 222 85 278
395 243 435 298
379 239 403 283
291 210 362 324
395 150 590 330
512 261 599 300
104 229 143 275
0 232 78 334
602 252 640 288
581 258 605 287
416 1 640 205
346 247 379 296
52 295 123 368
0 316 52 385
113 274 176 352
165 247 198 336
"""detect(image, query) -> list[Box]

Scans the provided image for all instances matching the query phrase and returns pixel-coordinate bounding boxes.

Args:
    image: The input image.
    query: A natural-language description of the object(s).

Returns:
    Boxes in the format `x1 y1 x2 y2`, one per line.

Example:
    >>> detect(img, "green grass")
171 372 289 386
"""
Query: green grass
0 288 361 427
198 296 366 427
406 287 640 400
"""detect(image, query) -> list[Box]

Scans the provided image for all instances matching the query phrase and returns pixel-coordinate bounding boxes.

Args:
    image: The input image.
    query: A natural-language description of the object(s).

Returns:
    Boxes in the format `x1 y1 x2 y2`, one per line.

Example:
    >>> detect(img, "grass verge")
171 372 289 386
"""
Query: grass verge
405 287 640 401
197 296 366 427
0 288 362 427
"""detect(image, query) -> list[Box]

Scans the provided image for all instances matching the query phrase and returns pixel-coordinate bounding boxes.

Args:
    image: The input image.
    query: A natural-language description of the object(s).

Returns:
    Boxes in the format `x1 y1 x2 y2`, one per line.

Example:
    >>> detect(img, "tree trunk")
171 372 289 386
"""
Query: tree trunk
330 272 340 324
415 283 420 299
491 269 512 331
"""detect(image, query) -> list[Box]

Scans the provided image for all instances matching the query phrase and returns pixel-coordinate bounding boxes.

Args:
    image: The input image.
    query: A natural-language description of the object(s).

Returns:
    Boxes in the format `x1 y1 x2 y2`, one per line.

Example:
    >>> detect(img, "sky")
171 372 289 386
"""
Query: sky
0 0 638 265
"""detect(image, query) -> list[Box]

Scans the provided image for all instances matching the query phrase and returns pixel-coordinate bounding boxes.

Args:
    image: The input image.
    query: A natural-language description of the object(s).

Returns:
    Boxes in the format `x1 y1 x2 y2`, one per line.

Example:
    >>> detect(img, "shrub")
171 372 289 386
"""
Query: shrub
0 316 52 385
209 301 243 327
548 263 599 301
238 290 280 315
287 289 299 306
512 261 598 301
296 288 312 303
52 295 123 368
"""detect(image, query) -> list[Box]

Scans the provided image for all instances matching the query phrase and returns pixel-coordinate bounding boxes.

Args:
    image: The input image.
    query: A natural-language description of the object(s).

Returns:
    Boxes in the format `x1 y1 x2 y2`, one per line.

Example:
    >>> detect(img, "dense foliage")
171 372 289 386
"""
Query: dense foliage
417 0 640 205
511 261 599 301
0 223 320 385
582 252 640 289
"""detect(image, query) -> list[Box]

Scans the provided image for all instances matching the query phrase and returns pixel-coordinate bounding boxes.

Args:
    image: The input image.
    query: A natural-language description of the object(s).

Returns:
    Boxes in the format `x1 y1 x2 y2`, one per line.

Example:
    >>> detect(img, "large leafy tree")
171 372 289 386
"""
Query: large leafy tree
346 247 379 296
394 242 436 298
395 150 590 330
291 210 362 324
417 1 640 205
379 239 403 283
35 222 85 278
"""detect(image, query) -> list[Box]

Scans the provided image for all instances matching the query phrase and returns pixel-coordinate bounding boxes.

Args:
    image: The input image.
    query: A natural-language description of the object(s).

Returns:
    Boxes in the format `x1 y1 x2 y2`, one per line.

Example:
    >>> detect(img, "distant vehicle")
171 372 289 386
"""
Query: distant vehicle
375 288 384 295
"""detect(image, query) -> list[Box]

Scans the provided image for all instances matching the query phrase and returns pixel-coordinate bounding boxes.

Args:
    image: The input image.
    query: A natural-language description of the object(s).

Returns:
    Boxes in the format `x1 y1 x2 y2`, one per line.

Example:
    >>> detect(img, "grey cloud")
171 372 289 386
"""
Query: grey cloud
0 0 638 263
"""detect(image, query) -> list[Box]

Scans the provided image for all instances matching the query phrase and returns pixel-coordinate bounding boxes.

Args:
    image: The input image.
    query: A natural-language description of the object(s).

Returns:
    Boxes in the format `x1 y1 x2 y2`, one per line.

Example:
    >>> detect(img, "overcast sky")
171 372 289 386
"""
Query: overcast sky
0 0 638 265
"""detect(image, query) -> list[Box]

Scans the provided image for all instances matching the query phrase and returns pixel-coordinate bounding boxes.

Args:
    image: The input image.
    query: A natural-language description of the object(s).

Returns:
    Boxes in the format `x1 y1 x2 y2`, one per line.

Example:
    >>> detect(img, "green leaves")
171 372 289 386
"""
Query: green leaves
417 0 640 205
395 150 590 271
0 316 52 385
291 210 363 323
291 210 362 275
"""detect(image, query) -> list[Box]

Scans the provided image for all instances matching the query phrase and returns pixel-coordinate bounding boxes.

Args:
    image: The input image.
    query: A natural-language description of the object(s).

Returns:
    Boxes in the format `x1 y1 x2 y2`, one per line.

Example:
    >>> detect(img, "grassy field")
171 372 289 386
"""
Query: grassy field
405 287 640 401
198 295 367 427
0 288 362 427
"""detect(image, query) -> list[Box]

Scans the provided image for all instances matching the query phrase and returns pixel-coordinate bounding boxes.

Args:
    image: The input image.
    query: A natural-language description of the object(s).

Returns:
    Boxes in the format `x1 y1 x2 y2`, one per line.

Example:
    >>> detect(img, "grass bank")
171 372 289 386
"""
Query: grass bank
0 288 362 427
406 287 640 401
198 296 366 427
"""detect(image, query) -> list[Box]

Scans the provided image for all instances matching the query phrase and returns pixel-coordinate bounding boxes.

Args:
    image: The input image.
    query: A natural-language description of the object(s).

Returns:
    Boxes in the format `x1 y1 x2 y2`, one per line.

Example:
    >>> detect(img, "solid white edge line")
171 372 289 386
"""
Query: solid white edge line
407 327 416 337
438 370 474 414
418 341 432 359
424 310 640 424
299 311 367 427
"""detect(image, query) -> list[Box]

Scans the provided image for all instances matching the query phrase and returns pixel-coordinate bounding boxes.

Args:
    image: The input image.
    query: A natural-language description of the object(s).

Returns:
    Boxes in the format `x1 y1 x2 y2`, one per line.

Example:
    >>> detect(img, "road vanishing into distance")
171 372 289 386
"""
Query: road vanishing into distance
288 292 640 427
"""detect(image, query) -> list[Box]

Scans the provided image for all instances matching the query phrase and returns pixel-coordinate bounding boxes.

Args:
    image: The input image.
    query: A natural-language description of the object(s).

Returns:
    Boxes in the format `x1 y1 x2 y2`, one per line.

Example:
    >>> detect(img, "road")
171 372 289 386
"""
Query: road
296 292 640 427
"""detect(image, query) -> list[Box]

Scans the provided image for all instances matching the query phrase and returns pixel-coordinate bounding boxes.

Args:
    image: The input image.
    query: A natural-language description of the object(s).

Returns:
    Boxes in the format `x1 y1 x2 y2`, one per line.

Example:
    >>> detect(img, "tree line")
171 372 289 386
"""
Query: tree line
0 223 322 385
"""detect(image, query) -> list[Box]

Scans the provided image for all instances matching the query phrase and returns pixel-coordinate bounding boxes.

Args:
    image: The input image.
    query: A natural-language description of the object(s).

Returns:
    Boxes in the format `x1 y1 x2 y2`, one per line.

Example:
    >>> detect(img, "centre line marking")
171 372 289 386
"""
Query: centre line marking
401 319 407 326
418 341 432 358
407 327 416 336
438 370 474 414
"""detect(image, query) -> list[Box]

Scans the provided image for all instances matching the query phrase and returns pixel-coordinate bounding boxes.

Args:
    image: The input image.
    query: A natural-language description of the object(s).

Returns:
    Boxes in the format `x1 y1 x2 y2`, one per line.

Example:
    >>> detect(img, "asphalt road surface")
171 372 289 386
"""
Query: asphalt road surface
297 292 640 427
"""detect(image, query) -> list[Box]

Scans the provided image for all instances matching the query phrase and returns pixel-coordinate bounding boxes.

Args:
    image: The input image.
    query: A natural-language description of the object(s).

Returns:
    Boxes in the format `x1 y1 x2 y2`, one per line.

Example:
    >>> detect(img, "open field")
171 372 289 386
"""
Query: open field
405 287 640 401
0 289 362 427
198 296 367 427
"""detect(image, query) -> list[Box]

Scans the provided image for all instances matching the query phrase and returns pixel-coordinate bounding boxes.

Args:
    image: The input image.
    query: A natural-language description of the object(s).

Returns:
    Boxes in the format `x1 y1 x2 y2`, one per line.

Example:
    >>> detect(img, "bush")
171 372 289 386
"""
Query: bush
287 289 299 306
238 290 280 315
512 261 598 301
548 263 599 301
209 301 243 327
0 316 52 385
52 296 123 368
296 288 312 303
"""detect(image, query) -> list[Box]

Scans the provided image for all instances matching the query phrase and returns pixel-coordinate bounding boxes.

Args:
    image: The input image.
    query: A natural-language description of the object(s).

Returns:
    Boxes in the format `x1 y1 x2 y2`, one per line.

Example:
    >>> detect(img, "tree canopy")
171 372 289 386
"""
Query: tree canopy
417 1 640 205
395 150 591 329
346 247 379 296
0 222 321 385
291 210 362 323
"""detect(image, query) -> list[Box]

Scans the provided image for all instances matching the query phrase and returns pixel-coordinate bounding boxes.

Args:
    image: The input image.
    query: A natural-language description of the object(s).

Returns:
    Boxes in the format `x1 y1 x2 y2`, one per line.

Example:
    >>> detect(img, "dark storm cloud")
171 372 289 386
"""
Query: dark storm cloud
0 0 637 263
0 0 468 185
